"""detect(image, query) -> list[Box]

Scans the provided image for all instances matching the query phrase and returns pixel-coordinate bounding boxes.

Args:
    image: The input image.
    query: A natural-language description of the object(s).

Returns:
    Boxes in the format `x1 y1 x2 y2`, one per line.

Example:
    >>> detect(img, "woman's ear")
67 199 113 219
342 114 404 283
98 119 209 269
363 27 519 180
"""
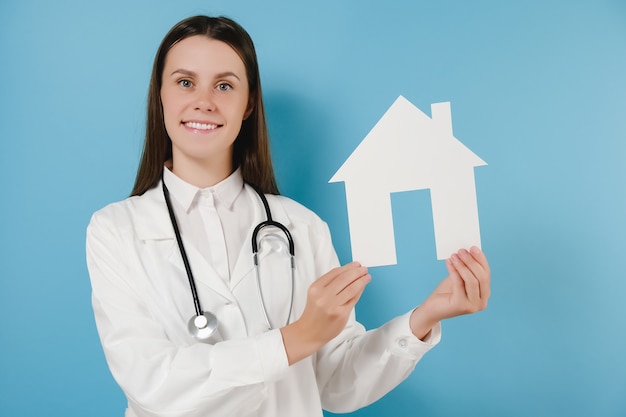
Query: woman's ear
243 95 255 120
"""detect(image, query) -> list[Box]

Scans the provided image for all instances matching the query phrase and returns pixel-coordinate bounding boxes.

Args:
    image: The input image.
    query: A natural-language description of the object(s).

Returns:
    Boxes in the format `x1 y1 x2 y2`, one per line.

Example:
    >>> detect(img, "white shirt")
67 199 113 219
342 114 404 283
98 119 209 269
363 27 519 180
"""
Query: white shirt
162 167 251 280
86 171 441 417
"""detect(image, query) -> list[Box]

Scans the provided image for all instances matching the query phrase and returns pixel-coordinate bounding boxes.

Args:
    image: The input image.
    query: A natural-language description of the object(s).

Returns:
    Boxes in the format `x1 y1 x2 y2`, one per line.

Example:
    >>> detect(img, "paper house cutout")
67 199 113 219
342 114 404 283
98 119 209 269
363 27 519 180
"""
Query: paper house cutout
329 95 487 267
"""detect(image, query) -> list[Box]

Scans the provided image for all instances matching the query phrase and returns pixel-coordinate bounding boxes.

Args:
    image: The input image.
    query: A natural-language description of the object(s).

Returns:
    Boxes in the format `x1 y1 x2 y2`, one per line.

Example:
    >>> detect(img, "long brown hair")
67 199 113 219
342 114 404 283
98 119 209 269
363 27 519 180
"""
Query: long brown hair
131 16 279 196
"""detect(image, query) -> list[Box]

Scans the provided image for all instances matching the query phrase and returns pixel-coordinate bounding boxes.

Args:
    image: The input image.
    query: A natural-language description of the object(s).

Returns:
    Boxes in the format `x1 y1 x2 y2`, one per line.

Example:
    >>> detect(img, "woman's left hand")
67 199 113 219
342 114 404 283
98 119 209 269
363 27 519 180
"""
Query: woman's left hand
409 246 491 340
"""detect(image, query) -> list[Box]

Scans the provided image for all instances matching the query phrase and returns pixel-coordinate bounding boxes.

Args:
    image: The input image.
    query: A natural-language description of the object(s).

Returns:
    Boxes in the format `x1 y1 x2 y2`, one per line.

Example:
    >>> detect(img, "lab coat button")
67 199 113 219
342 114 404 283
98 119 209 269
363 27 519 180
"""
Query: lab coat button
397 338 408 348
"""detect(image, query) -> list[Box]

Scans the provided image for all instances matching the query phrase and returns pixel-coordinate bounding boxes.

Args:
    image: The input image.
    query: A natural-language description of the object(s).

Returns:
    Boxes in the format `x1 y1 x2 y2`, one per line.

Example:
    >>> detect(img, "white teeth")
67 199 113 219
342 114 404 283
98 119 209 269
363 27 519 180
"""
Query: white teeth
185 122 218 130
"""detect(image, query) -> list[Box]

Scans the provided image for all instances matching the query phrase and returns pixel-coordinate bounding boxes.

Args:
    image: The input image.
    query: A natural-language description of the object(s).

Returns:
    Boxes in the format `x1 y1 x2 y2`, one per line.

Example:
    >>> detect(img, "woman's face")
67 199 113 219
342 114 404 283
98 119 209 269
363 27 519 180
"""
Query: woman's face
160 35 251 175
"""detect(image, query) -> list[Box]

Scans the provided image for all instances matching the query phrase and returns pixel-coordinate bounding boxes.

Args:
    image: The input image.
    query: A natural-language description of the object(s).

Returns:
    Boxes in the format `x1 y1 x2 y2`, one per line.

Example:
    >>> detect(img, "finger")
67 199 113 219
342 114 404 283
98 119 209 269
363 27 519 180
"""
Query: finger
445 258 465 298
336 273 371 306
451 251 481 303
327 265 369 296
461 247 490 281
457 249 486 280
469 246 490 274
315 262 361 287
465 247 491 301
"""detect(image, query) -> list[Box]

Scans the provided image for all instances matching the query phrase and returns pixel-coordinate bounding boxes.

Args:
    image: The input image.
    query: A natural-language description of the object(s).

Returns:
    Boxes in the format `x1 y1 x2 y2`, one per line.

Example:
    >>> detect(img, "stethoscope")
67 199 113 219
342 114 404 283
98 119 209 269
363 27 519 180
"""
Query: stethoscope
162 180 296 342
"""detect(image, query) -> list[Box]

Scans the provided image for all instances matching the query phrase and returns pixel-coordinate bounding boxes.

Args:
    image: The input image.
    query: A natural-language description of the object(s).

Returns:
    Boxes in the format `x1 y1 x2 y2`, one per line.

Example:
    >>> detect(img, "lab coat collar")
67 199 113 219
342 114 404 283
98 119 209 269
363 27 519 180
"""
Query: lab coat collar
132 184 175 240
132 181 293 295
162 166 244 212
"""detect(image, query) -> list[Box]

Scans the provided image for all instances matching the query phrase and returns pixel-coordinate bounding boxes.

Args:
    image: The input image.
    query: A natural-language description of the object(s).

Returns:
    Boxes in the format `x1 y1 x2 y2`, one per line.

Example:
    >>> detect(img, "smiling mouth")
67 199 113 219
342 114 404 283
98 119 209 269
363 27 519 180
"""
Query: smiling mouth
184 121 221 130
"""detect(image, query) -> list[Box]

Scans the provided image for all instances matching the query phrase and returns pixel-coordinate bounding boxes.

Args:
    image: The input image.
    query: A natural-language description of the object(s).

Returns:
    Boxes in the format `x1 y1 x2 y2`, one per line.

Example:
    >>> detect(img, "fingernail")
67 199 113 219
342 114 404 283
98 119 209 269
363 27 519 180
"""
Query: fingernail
470 246 481 254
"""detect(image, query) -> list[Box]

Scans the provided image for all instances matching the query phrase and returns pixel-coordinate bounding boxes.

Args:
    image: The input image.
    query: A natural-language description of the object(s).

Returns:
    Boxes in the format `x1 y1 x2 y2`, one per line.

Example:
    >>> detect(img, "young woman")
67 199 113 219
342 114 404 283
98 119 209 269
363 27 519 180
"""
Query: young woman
86 15 490 417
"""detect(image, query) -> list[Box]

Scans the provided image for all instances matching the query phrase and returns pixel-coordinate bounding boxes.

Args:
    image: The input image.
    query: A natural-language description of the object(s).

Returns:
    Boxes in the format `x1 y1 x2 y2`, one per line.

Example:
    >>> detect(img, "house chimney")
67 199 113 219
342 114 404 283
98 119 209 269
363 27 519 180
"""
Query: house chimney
431 102 453 138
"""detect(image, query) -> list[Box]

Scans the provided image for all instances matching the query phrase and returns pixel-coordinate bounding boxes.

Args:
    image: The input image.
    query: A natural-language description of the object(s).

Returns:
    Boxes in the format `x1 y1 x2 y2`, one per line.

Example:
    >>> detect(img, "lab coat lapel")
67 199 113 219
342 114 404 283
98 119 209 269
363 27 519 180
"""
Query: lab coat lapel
134 184 234 303
169 240 234 304
230 186 293 290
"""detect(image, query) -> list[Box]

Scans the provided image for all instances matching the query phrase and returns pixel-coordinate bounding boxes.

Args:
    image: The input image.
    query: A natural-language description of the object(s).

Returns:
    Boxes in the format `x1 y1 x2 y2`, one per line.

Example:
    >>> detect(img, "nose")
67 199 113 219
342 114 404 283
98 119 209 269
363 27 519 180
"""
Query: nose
195 89 216 112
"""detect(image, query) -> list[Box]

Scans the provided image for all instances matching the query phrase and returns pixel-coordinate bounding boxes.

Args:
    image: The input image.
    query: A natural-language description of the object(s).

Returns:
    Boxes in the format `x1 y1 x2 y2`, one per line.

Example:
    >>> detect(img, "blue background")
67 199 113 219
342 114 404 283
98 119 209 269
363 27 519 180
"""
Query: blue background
1 0 625 416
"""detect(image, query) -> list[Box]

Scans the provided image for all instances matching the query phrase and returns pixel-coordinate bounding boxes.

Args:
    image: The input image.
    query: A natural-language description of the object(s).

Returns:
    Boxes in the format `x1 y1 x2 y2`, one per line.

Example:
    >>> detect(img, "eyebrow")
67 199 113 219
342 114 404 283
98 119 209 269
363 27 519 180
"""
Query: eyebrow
169 69 241 81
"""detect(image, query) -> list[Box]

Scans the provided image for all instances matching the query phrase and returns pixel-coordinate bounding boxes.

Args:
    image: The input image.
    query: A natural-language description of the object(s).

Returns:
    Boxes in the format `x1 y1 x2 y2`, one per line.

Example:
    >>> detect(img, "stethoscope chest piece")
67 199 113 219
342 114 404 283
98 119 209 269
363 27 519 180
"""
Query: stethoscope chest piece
188 312 218 341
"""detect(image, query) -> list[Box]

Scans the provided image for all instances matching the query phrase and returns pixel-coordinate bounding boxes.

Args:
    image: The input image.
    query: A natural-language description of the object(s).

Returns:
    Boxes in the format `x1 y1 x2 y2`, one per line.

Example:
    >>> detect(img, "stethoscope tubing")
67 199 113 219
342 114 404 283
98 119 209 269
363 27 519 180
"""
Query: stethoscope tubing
162 178 296 340
163 181 204 318
249 184 295 257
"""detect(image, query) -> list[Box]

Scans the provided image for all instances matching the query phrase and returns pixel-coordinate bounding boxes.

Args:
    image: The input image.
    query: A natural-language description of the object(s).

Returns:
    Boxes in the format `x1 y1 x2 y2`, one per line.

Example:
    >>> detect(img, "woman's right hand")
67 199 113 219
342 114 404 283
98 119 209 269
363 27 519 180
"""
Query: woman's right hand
280 262 371 365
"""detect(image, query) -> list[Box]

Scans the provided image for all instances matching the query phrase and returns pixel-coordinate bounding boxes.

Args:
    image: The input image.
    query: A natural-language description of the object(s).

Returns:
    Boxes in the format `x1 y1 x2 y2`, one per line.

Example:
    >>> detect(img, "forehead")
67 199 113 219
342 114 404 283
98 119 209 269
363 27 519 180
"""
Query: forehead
163 35 247 76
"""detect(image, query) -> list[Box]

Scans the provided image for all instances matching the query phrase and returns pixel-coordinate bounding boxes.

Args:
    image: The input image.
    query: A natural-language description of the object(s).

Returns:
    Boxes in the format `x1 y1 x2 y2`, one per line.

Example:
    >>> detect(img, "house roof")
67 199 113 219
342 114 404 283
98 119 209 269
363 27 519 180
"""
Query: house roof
329 96 486 192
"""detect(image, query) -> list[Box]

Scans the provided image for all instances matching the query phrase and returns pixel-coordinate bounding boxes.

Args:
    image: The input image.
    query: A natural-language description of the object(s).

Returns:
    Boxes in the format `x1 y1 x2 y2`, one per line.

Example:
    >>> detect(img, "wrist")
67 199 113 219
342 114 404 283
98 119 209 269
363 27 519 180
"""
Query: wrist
409 307 438 341
280 319 324 366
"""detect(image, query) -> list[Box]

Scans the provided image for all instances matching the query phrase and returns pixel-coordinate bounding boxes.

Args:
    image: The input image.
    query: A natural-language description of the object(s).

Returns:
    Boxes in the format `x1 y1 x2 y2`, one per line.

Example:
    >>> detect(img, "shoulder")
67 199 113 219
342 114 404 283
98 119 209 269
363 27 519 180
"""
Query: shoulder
266 193 326 225
263 193 340 272
88 186 164 234
262 192 335 249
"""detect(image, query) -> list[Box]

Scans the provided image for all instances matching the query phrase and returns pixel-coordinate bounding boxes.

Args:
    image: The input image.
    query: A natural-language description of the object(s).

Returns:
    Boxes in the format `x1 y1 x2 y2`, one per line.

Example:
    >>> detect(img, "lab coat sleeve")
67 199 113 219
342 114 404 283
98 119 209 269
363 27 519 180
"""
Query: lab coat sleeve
310 220 441 413
86 209 289 417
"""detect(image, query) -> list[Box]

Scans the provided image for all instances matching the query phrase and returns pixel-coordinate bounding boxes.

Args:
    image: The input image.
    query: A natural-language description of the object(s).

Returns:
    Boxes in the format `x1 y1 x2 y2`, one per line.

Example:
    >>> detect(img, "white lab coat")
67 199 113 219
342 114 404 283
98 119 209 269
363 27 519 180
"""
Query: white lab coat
86 182 440 417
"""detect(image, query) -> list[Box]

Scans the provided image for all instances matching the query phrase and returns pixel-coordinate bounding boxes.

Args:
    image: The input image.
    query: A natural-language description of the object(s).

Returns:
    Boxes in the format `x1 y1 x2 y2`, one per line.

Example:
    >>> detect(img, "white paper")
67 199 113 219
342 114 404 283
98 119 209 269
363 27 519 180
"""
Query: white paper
329 96 487 266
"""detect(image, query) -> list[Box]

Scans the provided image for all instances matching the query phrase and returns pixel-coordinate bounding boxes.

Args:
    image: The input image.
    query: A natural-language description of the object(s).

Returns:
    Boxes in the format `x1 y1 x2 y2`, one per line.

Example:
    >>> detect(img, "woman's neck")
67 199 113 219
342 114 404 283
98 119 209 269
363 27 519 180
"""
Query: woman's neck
169 157 233 188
